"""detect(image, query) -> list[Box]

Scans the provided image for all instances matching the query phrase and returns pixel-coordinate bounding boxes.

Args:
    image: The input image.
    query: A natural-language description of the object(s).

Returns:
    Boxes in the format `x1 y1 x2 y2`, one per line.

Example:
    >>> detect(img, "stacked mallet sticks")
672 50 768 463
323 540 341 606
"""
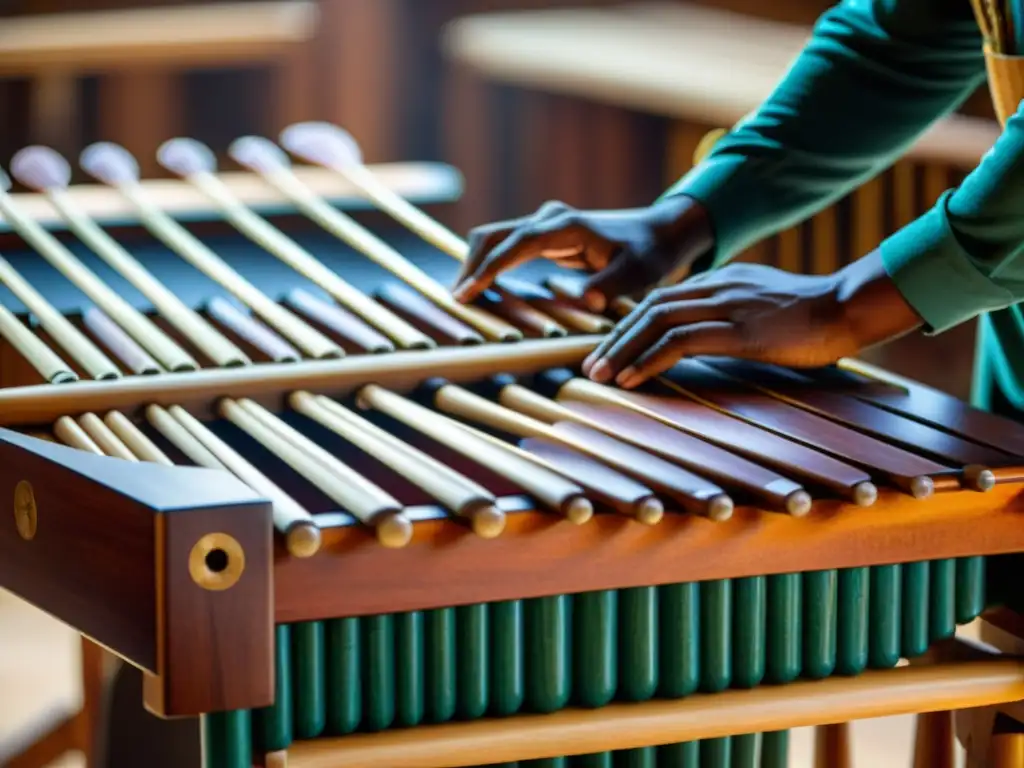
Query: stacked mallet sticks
0 158 610 547
0 147 579 551
160 134 591 345
0 140 606 550
0 138 807 525
263 120 1013 500
275 121 614 336
0 146 428 554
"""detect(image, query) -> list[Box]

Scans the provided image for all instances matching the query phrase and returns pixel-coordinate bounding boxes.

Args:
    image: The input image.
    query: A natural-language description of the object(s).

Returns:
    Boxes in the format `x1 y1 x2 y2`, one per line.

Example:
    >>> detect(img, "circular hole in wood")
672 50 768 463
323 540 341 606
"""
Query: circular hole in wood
205 548 229 573
188 533 245 591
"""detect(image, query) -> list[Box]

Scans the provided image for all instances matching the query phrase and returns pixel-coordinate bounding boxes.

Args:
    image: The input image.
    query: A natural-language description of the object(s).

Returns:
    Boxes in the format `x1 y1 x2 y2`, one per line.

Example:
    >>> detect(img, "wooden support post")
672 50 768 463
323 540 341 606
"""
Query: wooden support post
320 0 400 163
98 70 179 178
30 69 78 158
913 710 955 768
814 722 852 768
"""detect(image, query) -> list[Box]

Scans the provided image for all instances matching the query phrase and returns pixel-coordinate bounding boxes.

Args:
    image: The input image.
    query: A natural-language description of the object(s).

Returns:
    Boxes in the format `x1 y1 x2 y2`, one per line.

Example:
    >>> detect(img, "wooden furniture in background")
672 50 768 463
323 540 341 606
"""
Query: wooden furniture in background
0 1 317 175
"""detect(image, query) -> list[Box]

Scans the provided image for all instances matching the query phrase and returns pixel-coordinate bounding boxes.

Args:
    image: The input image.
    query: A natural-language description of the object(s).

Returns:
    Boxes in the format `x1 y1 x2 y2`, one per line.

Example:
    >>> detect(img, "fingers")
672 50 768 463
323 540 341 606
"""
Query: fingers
586 298 727 383
453 201 583 302
617 322 742 389
582 283 717 374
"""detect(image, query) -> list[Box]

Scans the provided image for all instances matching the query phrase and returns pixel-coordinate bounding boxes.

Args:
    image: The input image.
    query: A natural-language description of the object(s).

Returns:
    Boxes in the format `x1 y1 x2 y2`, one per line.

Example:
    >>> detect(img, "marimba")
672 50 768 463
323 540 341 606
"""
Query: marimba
1 123 1024 768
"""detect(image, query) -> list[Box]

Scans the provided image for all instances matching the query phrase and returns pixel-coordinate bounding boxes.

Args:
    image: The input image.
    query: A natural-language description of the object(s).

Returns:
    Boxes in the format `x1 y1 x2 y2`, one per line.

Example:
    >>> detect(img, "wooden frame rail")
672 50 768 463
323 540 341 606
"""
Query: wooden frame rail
284 652 1024 767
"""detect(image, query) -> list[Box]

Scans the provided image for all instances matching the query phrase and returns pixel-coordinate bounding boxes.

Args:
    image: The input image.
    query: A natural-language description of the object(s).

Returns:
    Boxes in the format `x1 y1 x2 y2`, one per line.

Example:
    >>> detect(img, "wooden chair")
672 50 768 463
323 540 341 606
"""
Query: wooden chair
0 1 318 176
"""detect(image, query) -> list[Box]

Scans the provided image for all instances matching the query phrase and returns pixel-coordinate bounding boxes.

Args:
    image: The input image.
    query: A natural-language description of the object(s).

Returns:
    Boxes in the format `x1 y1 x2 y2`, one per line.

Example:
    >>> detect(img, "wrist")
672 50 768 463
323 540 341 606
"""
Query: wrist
834 250 923 350
646 194 715 282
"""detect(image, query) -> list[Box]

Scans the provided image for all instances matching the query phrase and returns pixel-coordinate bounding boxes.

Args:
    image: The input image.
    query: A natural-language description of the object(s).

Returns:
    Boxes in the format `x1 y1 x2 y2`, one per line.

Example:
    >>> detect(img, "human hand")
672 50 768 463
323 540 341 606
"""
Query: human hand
582 251 923 389
451 196 713 311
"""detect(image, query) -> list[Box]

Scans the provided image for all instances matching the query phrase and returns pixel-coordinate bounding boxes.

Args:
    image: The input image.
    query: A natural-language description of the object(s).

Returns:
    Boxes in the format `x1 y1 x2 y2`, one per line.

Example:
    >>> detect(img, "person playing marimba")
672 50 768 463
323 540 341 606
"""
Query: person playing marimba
452 0 1024 415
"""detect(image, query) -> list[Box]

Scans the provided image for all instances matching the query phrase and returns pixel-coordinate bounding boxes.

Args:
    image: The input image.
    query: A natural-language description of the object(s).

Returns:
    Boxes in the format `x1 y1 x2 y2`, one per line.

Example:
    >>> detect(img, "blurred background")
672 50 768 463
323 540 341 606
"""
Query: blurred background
0 0 1000 765
0 0 1003 397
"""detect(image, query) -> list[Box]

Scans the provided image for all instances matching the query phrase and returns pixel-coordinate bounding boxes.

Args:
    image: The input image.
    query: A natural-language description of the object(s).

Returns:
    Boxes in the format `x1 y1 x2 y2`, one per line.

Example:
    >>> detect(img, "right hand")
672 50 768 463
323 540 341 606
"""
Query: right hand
452 195 714 312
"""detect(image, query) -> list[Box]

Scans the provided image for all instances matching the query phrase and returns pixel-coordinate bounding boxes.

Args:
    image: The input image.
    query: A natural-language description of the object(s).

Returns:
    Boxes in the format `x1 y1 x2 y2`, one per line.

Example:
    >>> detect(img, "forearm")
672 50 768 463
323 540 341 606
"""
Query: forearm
663 0 984 267
835 250 923 349
880 102 1024 334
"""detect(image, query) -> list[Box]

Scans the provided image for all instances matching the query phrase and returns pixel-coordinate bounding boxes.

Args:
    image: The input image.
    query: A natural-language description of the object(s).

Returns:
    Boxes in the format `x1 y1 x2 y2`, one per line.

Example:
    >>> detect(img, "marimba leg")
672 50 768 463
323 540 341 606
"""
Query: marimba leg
100 663 200 768
814 723 852 767
912 710 954 768
991 713 1024 767
78 637 108 768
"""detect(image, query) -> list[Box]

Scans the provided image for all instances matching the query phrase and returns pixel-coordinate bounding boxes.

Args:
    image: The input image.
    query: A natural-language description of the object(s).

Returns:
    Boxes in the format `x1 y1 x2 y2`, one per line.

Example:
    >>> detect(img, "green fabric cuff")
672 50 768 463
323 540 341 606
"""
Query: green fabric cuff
659 155 753 271
880 192 1016 334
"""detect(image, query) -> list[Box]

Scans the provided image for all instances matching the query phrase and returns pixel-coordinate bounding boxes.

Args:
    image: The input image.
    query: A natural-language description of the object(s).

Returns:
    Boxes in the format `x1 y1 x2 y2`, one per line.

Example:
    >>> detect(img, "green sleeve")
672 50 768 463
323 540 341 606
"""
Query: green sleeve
881 107 1024 333
663 0 985 265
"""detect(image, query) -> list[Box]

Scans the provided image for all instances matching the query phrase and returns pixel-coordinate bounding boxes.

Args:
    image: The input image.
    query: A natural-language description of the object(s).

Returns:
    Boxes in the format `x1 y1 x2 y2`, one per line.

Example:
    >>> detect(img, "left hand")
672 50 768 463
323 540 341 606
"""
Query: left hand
583 253 923 389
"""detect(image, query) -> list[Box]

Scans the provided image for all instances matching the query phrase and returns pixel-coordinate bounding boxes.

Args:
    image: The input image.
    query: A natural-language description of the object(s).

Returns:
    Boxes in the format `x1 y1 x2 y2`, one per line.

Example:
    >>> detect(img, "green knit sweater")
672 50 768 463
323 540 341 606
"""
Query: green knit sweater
664 0 1024 411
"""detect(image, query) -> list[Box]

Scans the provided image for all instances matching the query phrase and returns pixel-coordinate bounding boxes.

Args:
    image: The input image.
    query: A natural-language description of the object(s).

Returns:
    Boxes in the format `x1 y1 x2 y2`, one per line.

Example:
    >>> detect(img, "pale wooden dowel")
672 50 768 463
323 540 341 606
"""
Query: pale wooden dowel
291 391 506 538
45 186 249 368
145 404 225 468
0 189 197 372
434 383 552 440
340 162 469 260
220 397 413 548
83 307 162 375
166 146 433 350
436 385 670 520
77 412 138 461
528 296 614 334
53 416 104 455
103 410 173 465
0 256 121 380
125 186 342 359
166 404 321 558
310 153 568 338
357 384 593 524
0 335 601 429
0 301 77 383
240 160 523 343
80 143 341 360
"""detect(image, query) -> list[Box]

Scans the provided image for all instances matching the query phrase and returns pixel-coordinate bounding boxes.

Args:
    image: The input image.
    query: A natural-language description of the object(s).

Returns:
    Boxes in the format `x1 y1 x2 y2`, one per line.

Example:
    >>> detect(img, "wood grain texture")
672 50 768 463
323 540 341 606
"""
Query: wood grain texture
0 336 599 427
274 482 1024 624
145 498 274 717
284 657 1024 768
0 429 273 716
